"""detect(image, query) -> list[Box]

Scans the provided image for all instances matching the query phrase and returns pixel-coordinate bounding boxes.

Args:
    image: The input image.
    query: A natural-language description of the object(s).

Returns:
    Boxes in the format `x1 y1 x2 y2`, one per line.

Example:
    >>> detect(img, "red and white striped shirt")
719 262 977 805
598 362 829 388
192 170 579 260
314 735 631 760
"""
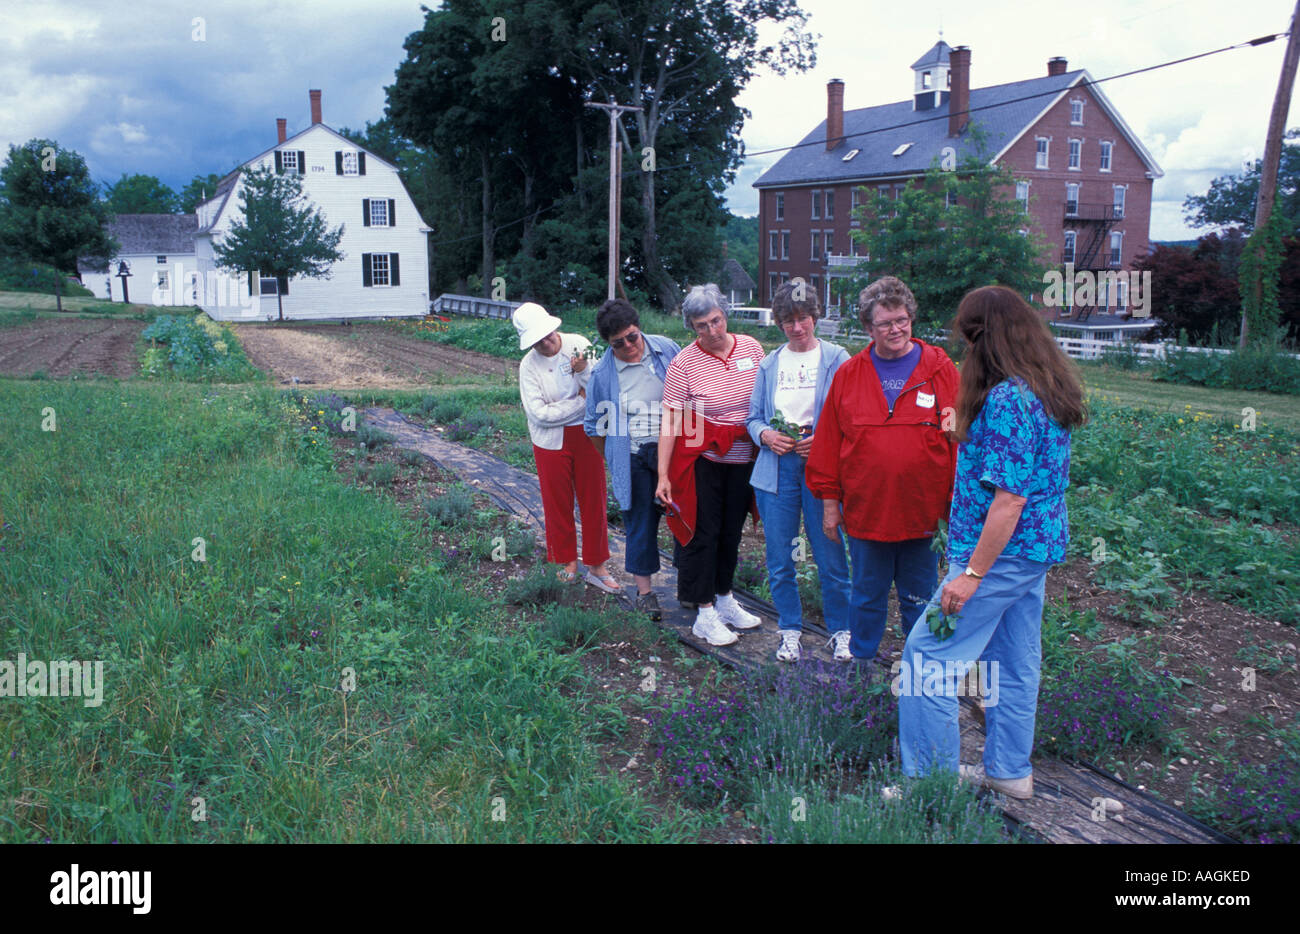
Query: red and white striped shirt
662 334 765 463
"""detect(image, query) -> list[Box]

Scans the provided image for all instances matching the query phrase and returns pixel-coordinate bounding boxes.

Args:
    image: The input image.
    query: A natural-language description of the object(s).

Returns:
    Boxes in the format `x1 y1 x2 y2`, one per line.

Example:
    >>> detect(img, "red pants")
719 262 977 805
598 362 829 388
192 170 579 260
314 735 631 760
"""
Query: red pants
533 424 611 567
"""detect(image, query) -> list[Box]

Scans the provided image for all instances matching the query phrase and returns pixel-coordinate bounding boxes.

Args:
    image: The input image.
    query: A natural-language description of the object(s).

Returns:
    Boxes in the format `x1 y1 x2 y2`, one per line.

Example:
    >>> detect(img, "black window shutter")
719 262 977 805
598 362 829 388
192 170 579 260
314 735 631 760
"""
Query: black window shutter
388 199 395 226
277 276 288 295
362 199 370 227
274 151 283 174
358 152 366 175
247 271 253 295
335 152 343 175
362 254 372 287
390 254 400 286
296 151 306 174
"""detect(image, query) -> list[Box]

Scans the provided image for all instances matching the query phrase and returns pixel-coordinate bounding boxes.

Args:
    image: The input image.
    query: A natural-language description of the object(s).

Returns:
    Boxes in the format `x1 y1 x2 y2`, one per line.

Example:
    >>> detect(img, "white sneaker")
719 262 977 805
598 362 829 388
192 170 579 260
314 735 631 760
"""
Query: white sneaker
776 630 802 663
715 592 761 630
692 605 738 646
829 630 852 662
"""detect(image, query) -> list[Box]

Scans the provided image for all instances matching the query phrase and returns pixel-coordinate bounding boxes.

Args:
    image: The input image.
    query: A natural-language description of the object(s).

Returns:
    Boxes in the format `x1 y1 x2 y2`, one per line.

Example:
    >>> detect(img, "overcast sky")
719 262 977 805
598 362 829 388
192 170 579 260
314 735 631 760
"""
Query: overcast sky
2 0 1296 240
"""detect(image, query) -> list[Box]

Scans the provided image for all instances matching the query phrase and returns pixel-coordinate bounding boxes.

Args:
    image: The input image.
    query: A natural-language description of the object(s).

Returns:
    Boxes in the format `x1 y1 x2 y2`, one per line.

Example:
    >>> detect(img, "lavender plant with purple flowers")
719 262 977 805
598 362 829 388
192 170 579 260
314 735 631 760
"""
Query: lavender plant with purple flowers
1037 669 1172 760
1199 754 1300 844
649 692 748 807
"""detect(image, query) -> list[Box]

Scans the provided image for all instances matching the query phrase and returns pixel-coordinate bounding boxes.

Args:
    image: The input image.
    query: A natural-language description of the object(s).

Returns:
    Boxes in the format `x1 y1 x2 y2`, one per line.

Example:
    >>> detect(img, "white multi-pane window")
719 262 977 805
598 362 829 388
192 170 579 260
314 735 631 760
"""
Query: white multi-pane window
1068 139 1082 170
1016 180 1030 212
1065 183 1079 216
370 199 389 227
1099 141 1113 172
781 231 790 260
824 190 834 220
342 151 359 175
281 150 298 173
1113 185 1126 219
1036 138 1049 169
157 255 167 265
1117 279 1129 309
769 231 779 261
371 253 390 286
1063 230 1076 264
823 230 834 255
1070 100 1084 125
775 192 785 221
810 231 821 260
811 190 822 220
1109 232 1123 266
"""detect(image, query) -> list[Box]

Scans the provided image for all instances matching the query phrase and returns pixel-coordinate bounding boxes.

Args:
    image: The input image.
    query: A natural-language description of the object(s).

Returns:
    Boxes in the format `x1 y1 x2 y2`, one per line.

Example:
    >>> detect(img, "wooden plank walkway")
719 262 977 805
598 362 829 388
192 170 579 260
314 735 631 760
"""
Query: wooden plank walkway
362 405 1230 844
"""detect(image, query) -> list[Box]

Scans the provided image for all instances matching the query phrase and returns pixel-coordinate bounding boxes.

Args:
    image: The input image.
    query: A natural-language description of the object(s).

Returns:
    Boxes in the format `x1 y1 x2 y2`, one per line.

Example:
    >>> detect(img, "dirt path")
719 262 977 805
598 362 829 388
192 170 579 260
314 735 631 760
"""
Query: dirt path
232 322 514 388
0 319 143 379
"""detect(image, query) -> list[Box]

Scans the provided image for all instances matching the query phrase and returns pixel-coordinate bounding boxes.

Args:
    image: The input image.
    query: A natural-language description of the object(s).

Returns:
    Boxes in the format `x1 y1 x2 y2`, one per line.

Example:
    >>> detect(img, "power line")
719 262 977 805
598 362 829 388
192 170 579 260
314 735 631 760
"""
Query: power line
425 32 1284 249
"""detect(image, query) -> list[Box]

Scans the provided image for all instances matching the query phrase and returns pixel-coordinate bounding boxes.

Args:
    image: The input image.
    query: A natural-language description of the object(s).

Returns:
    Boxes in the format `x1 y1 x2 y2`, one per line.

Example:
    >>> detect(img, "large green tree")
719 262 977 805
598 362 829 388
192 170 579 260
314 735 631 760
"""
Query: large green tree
212 165 344 321
575 0 816 309
843 129 1047 327
103 173 179 214
180 173 224 214
1184 129 1300 235
0 139 116 276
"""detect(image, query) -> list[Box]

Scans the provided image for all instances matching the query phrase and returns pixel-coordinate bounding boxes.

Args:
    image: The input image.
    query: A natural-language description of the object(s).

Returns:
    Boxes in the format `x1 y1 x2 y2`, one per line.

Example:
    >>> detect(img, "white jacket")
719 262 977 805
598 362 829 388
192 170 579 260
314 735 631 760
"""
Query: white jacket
519 332 592 449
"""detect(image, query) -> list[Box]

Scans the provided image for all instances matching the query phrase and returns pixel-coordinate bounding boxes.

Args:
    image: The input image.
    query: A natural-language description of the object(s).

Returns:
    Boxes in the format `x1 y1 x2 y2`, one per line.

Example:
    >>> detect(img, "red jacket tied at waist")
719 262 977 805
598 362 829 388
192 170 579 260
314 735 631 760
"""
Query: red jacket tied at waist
805 339 959 542
665 417 759 546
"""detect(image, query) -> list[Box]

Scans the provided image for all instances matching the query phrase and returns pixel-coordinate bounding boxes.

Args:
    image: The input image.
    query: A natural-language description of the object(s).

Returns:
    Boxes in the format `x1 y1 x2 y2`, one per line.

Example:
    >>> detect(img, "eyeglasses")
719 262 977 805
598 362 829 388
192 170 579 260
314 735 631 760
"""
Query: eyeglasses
872 317 911 333
692 316 727 334
609 330 642 349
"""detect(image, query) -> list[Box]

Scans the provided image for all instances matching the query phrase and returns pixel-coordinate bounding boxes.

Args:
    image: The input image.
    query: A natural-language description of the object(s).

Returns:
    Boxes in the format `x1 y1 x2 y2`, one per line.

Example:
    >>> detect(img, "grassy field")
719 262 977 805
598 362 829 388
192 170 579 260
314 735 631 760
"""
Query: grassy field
1078 363 1300 431
0 378 715 842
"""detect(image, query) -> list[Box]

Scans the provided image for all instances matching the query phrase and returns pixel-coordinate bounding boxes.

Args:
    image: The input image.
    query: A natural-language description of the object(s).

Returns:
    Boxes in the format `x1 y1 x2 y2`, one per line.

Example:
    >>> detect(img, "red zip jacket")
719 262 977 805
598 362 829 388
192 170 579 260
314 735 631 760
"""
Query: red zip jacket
665 419 760 546
805 338 959 542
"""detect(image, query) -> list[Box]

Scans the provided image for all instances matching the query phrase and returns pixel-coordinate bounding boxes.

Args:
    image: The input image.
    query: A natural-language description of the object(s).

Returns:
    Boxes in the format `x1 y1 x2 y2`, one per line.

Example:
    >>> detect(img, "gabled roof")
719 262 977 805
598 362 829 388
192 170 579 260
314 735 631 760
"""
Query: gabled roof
78 214 197 273
910 41 952 70
753 70 1163 189
193 122 429 234
719 257 756 292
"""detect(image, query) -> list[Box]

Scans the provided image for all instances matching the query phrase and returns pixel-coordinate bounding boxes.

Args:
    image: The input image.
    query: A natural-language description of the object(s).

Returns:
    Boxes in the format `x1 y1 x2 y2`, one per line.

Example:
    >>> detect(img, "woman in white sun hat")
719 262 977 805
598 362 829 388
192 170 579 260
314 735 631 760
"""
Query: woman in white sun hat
513 302 621 593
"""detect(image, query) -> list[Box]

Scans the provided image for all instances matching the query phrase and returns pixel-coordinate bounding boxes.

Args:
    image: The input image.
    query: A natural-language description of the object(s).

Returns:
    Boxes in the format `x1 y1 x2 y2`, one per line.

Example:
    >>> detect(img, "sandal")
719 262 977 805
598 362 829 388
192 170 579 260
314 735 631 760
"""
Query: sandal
583 569 623 594
556 567 580 584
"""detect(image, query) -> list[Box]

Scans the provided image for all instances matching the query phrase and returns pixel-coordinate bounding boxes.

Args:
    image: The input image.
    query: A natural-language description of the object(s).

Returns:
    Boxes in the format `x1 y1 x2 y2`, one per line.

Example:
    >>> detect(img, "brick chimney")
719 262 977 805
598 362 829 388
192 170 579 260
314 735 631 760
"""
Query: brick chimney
948 46 970 137
309 89 322 125
276 118 287 144
1047 57 1068 76
826 79 844 151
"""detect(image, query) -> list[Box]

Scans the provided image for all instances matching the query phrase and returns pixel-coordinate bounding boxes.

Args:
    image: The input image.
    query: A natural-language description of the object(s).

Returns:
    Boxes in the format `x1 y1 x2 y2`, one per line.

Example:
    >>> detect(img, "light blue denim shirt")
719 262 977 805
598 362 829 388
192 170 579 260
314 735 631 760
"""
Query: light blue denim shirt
746 339 850 495
583 333 681 510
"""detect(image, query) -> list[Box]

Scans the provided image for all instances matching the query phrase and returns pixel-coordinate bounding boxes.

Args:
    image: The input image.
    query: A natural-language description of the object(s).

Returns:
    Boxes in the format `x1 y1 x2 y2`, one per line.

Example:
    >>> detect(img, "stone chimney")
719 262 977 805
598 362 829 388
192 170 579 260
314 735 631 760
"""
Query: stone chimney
309 89 322 125
826 79 844 151
948 46 970 137
276 118 287 143
1048 57 1068 76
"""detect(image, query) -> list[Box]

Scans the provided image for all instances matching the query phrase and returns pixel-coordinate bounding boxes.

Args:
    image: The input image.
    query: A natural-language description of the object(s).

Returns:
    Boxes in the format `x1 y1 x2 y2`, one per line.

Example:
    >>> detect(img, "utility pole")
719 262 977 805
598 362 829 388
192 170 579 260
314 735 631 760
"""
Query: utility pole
1243 0 1300 346
585 100 642 301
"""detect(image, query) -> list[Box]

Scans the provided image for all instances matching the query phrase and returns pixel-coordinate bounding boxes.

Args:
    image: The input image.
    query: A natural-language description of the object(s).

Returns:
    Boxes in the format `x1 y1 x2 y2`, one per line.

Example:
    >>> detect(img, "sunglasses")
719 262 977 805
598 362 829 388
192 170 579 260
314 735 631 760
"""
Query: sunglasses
609 330 642 349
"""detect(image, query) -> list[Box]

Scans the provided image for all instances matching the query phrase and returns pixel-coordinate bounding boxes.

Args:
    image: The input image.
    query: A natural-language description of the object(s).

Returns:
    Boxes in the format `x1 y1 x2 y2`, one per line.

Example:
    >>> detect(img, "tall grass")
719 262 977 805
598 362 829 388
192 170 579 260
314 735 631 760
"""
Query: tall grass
0 379 696 842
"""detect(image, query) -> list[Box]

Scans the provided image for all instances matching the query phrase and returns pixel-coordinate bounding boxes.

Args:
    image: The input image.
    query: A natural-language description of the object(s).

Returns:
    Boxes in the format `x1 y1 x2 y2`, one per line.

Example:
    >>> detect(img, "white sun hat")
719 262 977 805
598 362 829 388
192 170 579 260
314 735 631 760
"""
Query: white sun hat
512 302 563 350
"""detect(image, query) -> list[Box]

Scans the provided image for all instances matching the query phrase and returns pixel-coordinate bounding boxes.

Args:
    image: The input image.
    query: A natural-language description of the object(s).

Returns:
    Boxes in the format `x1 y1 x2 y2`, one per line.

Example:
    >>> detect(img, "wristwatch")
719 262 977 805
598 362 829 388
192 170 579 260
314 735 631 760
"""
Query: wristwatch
963 566 985 580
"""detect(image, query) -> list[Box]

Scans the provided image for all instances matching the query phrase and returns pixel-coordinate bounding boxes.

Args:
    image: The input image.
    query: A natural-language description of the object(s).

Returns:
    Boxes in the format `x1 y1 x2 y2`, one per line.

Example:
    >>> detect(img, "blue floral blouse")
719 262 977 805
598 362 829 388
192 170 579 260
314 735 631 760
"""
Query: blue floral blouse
947 377 1071 566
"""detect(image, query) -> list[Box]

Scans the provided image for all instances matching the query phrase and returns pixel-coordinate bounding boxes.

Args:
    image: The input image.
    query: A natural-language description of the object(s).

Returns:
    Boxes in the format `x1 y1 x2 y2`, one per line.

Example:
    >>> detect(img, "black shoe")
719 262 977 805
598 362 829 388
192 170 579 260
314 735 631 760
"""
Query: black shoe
635 591 663 621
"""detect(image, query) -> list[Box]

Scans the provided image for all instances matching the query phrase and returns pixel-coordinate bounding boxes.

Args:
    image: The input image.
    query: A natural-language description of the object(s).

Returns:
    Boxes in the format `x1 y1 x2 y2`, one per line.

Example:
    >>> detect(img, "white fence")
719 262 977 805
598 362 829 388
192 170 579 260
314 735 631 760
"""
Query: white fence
1056 337 1300 362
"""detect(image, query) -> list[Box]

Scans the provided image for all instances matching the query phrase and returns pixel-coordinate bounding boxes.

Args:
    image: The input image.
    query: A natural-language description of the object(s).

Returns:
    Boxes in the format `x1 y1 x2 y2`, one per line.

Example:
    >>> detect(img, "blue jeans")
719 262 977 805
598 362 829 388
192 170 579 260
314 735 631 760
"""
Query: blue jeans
846 536 939 659
753 453 851 632
623 442 661 576
898 554 1047 780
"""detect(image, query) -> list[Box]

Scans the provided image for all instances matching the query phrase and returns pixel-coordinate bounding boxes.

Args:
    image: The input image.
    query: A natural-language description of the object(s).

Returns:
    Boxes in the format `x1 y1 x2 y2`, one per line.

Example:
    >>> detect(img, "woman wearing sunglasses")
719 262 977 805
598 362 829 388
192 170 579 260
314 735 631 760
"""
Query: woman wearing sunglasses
584 298 682 619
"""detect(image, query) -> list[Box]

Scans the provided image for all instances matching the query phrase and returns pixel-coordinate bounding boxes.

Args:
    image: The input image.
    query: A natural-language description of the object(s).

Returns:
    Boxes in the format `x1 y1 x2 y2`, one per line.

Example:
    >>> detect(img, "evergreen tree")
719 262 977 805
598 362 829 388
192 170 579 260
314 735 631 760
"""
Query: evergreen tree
103 173 179 214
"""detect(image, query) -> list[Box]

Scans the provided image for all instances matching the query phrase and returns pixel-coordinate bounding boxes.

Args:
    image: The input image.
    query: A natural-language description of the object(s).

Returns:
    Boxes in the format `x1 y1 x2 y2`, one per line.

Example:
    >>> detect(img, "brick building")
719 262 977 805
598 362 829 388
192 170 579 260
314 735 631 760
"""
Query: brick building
753 41 1163 333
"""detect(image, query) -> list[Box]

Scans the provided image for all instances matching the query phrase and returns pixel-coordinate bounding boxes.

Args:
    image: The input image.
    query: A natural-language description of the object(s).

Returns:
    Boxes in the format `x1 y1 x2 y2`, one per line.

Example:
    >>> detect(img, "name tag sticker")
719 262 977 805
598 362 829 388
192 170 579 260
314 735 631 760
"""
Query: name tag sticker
734 358 755 371
916 391 936 409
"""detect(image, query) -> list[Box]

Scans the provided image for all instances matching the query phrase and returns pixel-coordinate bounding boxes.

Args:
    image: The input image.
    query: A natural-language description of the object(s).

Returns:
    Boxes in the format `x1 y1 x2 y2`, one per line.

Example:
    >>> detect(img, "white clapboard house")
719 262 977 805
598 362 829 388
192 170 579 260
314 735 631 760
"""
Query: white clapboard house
193 89 431 321
78 214 200 304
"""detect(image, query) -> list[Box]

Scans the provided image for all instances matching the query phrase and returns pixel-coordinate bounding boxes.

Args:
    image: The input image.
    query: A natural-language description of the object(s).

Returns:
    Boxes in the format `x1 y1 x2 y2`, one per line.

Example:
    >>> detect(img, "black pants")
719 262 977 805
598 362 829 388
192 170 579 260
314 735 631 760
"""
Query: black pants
675 456 754 605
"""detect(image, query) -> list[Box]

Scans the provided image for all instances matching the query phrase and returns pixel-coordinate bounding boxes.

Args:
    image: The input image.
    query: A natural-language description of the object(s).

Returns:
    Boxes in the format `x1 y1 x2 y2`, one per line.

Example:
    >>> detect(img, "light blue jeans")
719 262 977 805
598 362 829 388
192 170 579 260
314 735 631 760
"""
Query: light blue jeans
753 452 851 633
897 553 1048 780
846 536 939 659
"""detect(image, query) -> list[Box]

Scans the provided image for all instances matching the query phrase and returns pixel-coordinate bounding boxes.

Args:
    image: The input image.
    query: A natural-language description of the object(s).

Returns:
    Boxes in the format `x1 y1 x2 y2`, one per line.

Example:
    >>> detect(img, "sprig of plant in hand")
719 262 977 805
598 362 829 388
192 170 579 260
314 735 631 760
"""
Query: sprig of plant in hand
580 333 605 362
769 412 805 441
926 604 958 641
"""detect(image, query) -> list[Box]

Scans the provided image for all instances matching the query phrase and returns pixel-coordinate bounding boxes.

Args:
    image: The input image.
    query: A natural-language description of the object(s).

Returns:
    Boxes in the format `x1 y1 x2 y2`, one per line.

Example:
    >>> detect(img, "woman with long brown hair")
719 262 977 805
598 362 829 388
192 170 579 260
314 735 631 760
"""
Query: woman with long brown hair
896 285 1086 799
